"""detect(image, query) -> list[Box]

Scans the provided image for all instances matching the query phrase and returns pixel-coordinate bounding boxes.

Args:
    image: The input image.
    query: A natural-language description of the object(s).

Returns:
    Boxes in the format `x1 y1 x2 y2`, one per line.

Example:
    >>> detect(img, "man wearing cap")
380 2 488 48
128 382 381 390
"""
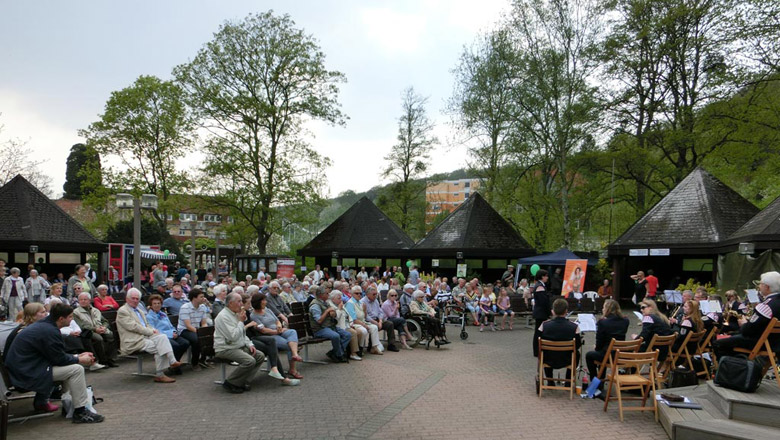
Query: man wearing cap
714 271 780 358
501 265 515 287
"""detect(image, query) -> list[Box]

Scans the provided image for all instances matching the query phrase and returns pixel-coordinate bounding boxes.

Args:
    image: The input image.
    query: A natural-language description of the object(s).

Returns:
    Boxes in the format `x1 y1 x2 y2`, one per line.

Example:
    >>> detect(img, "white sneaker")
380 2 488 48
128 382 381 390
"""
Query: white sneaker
349 354 362 361
89 363 106 371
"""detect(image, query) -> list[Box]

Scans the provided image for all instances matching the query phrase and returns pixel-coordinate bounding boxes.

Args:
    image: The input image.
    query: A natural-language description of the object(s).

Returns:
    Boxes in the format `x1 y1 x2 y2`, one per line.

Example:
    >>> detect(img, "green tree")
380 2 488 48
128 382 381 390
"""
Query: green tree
63 143 102 200
80 75 195 229
379 87 437 239
174 11 345 253
507 0 604 247
449 28 523 210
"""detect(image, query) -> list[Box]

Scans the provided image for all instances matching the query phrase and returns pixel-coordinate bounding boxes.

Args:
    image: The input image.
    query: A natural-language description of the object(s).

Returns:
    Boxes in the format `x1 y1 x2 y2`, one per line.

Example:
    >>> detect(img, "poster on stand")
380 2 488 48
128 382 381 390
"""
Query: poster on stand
561 259 588 298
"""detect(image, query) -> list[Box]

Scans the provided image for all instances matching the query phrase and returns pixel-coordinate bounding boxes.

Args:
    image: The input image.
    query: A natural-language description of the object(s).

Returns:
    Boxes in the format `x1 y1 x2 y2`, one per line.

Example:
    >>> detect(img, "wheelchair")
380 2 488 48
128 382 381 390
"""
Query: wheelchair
405 311 447 350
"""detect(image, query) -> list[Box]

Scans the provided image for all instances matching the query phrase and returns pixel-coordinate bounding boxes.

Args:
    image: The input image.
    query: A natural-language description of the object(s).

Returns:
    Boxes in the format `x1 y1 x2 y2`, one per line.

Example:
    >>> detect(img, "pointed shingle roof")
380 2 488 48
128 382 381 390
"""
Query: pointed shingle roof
412 192 533 257
299 197 414 257
609 167 758 254
0 175 105 252
726 193 780 246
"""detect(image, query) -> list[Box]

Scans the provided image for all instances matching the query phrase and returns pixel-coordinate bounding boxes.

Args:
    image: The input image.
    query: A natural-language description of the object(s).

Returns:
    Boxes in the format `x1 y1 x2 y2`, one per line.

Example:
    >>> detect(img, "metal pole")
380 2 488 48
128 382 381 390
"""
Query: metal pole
215 233 221 279
133 197 142 291
190 223 197 282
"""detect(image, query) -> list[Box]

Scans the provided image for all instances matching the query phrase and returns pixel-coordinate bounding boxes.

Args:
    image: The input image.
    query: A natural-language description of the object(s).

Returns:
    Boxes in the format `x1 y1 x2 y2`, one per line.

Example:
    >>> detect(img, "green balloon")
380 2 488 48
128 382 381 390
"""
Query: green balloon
163 250 170 256
406 260 413 268
530 264 540 276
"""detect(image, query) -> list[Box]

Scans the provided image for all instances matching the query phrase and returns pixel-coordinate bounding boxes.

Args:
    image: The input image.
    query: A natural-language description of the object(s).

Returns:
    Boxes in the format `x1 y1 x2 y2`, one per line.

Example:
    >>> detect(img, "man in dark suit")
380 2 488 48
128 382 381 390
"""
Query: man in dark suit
5 303 105 423
534 298 582 386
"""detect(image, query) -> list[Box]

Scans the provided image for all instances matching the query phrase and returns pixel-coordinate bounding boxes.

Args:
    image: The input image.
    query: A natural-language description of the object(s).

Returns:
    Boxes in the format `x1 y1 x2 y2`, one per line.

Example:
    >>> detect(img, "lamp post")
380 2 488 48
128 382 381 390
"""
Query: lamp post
116 193 158 291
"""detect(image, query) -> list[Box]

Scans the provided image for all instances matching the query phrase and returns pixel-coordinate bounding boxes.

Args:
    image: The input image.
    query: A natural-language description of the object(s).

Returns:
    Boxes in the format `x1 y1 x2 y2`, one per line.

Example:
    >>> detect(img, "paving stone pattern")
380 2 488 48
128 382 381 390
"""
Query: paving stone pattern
8 322 668 440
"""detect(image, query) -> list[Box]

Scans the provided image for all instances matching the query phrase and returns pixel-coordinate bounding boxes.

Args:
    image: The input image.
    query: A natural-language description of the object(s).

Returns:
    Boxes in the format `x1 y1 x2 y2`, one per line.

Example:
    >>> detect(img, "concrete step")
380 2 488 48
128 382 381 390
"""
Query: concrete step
706 380 780 428
674 418 780 440
657 383 715 438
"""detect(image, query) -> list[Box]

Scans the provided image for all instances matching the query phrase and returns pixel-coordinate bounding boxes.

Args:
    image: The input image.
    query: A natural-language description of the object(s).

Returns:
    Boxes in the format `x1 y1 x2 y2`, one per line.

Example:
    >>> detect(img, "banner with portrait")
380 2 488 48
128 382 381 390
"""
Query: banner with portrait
561 259 588 298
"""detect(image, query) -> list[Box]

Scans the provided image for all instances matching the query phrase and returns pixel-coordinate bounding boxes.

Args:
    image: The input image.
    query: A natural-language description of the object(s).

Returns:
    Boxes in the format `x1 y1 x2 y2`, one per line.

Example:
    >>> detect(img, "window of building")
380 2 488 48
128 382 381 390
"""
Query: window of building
227 216 235 224
453 182 459 186
204 214 222 222
178 229 188 236
464 192 470 200
465 181 470 188
179 213 197 222
166 214 173 221
453 193 459 198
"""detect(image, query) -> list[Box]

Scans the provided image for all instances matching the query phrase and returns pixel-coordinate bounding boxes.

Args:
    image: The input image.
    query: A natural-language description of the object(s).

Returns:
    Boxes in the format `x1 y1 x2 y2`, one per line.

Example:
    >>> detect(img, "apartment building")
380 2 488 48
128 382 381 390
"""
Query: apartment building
425 178 480 224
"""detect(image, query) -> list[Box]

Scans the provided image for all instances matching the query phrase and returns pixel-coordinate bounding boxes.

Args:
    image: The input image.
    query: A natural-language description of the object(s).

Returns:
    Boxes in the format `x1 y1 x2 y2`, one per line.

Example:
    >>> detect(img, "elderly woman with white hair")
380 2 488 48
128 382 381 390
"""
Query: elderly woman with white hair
2 267 28 316
409 289 448 347
328 290 363 360
346 286 383 355
714 270 780 359
25 269 50 303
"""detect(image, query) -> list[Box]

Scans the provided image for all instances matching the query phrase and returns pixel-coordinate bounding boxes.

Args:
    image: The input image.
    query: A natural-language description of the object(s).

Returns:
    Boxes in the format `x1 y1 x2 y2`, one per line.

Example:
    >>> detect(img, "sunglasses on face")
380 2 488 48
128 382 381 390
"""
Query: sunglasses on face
640 305 647 310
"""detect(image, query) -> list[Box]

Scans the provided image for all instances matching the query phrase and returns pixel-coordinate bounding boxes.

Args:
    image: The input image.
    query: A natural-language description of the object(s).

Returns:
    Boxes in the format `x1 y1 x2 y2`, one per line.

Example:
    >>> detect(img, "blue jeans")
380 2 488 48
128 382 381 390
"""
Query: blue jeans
273 329 299 360
314 327 351 358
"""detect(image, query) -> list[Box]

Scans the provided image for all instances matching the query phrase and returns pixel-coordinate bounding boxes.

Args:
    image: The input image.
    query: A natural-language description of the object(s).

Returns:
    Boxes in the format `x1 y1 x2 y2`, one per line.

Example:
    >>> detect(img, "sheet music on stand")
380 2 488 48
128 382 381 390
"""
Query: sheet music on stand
665 290 683 304
746 289 760 304
708 300 722 313
577 313 597 332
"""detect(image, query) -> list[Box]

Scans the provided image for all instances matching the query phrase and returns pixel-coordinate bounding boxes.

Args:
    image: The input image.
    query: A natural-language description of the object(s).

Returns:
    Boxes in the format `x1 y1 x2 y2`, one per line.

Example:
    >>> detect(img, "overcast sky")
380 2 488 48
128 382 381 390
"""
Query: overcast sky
0 0 509 198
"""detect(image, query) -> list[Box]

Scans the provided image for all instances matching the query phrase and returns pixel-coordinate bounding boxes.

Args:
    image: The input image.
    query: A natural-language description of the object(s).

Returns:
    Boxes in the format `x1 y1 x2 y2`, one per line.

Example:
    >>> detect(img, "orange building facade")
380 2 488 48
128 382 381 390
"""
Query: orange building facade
425 178 480 225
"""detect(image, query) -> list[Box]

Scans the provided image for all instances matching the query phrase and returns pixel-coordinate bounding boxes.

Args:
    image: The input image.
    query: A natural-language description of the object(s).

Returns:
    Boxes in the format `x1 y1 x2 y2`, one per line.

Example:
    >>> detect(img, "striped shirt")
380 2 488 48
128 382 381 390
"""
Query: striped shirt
177 302 209 332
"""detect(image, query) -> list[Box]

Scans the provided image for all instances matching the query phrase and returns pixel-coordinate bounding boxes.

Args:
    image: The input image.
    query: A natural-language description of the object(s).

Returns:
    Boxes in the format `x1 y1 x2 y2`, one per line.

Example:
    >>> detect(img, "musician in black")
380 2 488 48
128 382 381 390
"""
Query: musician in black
669 290 693 329
585 299 629 382
714 271 780 358
632 299 673 362
534 299 581 386
531 269 551 323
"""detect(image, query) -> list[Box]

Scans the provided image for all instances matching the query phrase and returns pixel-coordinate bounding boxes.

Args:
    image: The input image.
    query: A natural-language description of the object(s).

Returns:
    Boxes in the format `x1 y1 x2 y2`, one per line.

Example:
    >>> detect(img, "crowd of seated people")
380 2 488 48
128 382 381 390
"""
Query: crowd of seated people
5 257 778 425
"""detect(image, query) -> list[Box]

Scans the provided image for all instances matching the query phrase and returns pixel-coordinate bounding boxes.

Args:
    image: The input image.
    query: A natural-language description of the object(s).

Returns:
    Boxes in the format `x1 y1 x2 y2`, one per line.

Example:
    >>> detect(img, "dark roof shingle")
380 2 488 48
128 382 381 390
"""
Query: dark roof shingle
0 175 105 251
412 192 533 257
299 197 414 256
728 193 780 243
609 167 758 252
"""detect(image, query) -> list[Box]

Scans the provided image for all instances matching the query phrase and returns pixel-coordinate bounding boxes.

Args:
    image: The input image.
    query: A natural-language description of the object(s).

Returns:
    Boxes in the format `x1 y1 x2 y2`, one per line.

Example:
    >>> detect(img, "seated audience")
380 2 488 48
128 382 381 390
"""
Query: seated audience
347 286 382 354
211 284 228 318
4 303 47 358
117 288 182 383
93 284 120 311
362 286 400 352
5 303 105 423
328 291 363 360
146 294 190 365
381 289 413 350
249 293 303 379
177 288 211 370
409 290 447 346
214 292 266 393
478 286 496 332
73 292 118 368
162 285 188 316
45 282 66 311
308 286 351 363
496 288 515 330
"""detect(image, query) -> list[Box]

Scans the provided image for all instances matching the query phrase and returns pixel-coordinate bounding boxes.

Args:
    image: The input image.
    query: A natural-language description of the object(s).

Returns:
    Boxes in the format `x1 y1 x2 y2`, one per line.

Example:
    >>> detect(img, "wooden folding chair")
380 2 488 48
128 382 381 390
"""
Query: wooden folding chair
675 330 707 378
538 338 578 399
734 318 780 387
603 350 659 422
594 338 643 381
698 326 720 372
644 333 677 388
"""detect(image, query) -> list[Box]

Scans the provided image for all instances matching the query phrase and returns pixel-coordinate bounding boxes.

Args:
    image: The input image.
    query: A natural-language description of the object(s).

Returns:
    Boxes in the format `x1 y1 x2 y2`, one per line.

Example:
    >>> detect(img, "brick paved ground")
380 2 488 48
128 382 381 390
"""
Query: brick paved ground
7 318 668 440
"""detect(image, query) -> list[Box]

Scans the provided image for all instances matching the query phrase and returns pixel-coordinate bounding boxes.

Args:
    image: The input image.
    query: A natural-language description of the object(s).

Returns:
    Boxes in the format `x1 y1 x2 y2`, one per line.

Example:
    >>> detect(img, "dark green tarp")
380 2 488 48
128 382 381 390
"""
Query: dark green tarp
717 250 780 292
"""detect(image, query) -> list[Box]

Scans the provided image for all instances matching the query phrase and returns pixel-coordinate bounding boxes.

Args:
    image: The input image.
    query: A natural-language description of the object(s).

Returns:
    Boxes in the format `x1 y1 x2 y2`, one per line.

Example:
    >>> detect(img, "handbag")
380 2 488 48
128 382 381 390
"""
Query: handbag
666 366 698 388
714 356 764 393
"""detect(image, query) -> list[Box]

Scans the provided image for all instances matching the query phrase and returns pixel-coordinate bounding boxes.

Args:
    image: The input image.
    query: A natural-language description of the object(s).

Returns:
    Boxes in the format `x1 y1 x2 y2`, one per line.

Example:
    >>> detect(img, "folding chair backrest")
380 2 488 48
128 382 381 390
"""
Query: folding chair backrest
539 338 577 352
612 339 643 352
699 326 719 352
686 330 707 346
613 350 658 369
647 333 676 351
290 302 306 316
197 326 216 357
748 318 780 359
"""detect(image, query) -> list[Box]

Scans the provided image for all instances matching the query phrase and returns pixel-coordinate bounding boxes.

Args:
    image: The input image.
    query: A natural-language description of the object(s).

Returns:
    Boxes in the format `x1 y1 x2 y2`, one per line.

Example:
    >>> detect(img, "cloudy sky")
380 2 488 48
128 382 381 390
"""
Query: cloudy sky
0 0 509 198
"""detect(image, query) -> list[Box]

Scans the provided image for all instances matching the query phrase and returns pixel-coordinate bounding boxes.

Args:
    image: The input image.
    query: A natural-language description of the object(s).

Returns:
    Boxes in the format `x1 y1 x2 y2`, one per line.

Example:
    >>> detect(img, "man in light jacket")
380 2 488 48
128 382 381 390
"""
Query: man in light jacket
1 267 27 317
116 288 181 383
214 292 265 393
